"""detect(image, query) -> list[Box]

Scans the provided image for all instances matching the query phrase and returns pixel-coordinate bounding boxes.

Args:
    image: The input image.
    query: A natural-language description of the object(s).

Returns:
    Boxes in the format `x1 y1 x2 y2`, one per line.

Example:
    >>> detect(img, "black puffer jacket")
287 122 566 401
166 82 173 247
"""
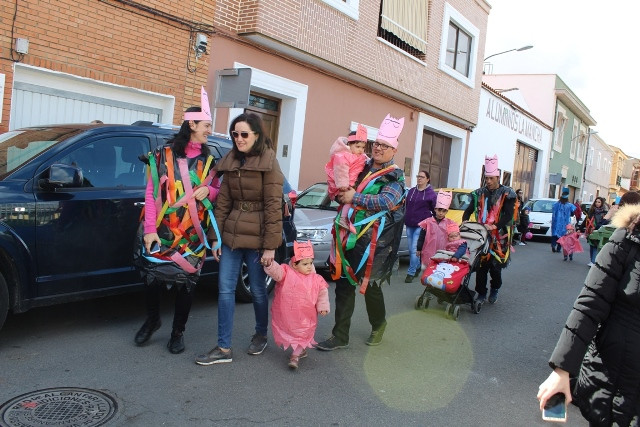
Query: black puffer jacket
549 204 640 426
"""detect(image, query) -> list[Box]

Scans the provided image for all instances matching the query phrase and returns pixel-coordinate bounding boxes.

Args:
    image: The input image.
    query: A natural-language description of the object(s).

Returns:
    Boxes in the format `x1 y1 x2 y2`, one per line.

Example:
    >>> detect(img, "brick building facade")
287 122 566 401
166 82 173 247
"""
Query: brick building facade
1 0 491 189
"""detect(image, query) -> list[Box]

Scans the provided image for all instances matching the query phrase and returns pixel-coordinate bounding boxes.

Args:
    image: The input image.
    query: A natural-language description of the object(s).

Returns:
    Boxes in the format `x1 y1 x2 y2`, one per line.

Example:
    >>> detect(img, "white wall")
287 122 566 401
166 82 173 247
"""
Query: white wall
466 88 552 196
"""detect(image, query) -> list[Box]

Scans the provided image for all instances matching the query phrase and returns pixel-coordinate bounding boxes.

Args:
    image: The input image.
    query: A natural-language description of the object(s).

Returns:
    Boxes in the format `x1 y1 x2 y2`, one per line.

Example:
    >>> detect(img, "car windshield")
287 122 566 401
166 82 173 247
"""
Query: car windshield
295 184 339 210
0 128 83 178
450 192 471 210
528 200 554 213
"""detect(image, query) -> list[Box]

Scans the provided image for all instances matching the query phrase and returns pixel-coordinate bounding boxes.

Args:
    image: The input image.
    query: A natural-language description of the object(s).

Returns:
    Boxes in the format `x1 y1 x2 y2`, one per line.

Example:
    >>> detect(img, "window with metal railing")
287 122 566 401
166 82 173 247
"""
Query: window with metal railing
377 0 428 60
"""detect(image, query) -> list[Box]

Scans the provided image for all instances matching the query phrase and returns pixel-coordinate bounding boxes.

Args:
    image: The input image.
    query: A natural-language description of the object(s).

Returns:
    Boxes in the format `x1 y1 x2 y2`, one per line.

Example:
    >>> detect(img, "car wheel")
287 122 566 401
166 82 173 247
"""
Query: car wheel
234 247 285 303
0 273 8 331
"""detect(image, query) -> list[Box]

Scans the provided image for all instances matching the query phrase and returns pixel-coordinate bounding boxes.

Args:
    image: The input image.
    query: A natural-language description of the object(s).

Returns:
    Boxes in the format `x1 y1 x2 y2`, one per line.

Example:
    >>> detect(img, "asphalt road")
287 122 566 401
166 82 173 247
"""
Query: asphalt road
0 238 592 426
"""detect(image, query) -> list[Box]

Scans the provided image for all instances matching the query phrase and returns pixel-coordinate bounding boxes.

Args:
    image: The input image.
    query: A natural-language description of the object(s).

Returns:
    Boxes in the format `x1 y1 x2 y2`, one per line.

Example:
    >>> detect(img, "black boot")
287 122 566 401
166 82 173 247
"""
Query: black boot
167 331 185 354
134 318 161 345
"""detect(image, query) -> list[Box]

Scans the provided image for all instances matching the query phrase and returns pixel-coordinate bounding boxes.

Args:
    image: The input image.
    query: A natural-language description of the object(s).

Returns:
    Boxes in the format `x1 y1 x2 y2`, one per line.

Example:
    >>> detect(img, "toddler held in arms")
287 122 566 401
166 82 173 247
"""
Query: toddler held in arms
325 124 369 233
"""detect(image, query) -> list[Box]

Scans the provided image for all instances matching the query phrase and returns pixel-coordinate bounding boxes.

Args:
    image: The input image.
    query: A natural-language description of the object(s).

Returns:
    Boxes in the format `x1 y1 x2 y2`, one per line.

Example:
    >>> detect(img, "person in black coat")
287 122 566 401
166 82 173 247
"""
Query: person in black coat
516 206 530 245
537 203 640 426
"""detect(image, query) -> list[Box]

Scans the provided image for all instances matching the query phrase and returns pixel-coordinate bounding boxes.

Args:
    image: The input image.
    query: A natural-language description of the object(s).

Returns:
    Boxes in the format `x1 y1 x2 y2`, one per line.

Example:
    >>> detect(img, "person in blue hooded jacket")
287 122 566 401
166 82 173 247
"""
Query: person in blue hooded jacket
550 187 576 253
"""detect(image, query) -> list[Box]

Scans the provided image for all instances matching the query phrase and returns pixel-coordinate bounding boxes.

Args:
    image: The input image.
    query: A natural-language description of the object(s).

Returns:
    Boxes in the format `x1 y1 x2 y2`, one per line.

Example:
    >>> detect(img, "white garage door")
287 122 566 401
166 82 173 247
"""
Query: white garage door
10 65 174 130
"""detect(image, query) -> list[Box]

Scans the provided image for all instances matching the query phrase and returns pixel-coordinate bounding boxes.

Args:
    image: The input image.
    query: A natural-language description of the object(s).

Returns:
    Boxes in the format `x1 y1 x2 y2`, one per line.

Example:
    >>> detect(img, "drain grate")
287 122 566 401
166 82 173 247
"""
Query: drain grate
0 387 117 427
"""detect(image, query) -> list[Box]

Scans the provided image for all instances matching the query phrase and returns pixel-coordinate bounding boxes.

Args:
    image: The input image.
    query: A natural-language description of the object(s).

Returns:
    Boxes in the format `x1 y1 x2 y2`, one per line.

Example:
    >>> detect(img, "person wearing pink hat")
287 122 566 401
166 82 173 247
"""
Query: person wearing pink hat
134 86 220 355
325 123 369 234
318 113 406 350
263 240 330 370
462 154 517 304
416 190 458 267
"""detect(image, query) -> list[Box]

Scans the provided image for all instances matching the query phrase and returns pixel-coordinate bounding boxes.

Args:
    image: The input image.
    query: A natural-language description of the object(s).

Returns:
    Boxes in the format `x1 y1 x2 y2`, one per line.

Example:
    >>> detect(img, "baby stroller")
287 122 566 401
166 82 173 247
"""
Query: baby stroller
414 222 490 320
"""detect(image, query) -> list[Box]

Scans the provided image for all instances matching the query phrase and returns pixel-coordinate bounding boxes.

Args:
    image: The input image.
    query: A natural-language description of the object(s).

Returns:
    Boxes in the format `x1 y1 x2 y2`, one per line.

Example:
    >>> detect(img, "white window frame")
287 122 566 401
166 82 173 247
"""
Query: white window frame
597 152 602 170
320 0 359 20
588 147 594 166
438 3 479 88
553 107 567 152
569 123 579 160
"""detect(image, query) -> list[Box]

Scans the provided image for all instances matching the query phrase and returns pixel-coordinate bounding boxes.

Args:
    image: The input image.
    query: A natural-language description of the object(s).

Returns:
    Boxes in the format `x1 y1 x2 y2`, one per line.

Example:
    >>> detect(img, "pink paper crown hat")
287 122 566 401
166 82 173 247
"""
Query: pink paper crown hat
435 190 452 210
183 86 212 121
484 154 500 177
446 222 460 235
292 240 314 262
376 114 405 148
348 123 368 142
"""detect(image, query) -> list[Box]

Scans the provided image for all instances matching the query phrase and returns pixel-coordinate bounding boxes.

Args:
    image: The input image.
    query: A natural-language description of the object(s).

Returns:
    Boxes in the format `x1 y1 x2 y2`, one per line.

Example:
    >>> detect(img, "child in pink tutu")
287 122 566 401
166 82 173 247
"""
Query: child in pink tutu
325 123 369 232
556 223 583 261
263 240 330 370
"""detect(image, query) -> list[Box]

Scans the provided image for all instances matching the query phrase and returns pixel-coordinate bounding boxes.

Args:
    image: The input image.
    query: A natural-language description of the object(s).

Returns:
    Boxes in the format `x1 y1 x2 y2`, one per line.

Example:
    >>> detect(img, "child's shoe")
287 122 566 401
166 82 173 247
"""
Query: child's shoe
288 349 307 370
563 256 568 261
569 254 573 261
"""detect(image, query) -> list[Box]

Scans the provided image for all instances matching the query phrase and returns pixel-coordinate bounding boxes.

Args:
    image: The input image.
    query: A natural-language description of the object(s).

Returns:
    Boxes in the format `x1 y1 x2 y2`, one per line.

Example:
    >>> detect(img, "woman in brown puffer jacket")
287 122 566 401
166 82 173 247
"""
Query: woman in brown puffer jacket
537 202 640 426
196 112 284 366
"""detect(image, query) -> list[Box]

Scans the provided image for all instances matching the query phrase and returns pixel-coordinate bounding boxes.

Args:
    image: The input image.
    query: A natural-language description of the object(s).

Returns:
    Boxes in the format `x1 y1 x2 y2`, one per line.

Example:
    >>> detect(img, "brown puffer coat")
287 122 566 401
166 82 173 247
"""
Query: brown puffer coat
211 147 284 250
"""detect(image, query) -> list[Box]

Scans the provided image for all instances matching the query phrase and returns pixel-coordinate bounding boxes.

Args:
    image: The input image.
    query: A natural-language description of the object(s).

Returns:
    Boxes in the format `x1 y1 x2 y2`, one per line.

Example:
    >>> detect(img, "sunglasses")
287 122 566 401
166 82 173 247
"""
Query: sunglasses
231 131 256 139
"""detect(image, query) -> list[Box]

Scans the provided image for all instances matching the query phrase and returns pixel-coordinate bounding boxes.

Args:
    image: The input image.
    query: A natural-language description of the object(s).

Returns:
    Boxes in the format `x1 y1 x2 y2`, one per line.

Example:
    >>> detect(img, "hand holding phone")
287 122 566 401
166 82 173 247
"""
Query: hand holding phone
542 392 567 423
149 241 161 254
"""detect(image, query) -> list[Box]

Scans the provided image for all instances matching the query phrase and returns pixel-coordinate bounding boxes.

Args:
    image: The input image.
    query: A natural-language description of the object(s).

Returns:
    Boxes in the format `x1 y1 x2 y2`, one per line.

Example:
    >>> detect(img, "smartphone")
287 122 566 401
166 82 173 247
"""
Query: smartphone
149 242 161 254
542 392 567 423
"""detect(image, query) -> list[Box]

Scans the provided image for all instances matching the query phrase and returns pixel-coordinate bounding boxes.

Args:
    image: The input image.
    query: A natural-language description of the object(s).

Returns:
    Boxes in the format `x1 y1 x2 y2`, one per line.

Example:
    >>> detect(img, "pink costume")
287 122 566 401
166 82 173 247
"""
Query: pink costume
418 190 455 266
264 242 330 354
557 226 584 256
324 123 369 198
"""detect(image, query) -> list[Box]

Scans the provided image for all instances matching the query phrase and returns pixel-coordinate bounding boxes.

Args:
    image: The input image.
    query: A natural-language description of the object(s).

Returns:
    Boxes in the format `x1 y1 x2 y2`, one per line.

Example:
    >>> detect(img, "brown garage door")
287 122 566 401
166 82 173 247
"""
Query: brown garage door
419 130 451 188
513 142 538 200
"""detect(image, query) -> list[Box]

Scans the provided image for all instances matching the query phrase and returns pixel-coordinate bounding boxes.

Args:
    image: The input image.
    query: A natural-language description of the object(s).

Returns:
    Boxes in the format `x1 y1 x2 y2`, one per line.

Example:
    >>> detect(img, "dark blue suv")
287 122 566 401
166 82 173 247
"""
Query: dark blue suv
0 123 295 330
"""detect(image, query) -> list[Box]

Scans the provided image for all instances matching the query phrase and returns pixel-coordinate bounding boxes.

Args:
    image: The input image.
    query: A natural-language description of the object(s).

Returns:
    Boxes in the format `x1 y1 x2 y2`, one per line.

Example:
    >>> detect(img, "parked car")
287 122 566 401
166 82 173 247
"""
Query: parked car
0 123 296 330
523 198 576 237
435 188 475 223
293 182 408 271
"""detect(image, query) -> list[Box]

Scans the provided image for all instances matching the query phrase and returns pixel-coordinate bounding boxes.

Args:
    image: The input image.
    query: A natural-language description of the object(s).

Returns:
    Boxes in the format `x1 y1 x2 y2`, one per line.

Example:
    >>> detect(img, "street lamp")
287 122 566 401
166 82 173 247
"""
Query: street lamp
483 45 533 62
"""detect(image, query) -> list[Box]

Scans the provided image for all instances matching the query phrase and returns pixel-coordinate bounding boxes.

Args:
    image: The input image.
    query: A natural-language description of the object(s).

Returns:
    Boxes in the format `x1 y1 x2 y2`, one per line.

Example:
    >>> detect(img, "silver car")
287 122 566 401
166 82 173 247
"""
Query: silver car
293 182 408 271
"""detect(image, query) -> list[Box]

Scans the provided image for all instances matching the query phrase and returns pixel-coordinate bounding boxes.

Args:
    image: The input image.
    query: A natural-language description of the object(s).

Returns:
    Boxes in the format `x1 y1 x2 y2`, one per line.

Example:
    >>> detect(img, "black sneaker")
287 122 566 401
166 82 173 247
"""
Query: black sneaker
404 274 414 283
488 289 499 304
316 336 349 351
413 268 422 278
366 322 387 346
247 334 268 355
167 333 185 354
476 293 487 304
134 318 161 345
195 347 232 365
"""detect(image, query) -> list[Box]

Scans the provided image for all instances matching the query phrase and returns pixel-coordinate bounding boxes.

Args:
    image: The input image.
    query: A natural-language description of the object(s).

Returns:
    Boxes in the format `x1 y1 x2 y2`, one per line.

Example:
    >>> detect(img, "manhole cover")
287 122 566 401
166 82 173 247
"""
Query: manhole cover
0 387 117 427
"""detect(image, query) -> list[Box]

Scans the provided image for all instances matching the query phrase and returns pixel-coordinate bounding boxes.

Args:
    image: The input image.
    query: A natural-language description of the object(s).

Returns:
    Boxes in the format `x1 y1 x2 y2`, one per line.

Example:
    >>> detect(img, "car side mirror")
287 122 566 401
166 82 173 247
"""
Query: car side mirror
39 163 84 189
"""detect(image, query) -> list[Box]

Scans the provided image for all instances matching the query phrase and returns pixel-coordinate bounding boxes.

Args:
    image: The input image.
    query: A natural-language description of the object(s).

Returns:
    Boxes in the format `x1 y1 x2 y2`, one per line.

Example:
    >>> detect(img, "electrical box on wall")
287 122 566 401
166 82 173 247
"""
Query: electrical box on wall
15 38 29 54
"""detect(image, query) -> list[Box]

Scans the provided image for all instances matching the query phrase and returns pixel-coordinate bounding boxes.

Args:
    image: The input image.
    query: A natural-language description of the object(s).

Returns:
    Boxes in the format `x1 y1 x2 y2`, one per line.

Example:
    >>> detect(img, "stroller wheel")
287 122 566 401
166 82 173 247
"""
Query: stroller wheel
452 305 460 321
414 295 423 310
423 296 431 309
437 298 443 305
444 303 452 318
472 300 482 314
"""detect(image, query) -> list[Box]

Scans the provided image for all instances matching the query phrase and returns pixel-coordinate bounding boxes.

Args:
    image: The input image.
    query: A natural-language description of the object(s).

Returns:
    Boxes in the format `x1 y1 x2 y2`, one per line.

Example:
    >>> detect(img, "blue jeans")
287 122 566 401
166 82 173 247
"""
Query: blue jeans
406 226 422 276
217 244 269 349
589 244 599 264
